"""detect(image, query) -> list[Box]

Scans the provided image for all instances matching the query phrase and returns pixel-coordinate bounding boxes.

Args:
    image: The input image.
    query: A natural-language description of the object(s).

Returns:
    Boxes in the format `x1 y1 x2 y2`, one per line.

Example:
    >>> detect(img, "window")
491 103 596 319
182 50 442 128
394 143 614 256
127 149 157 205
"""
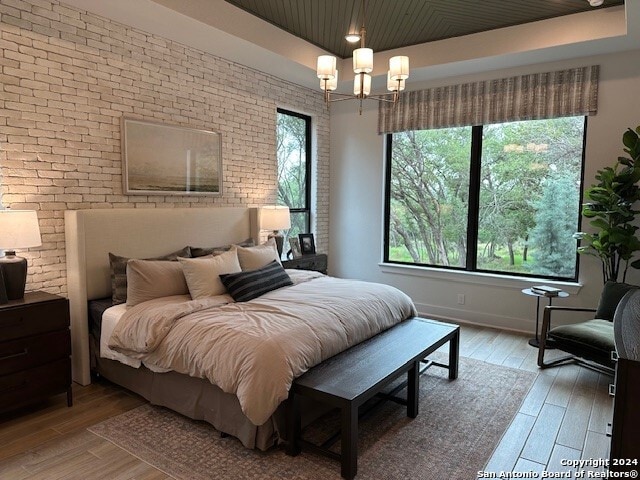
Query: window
385 116 586 281
276 109 311 243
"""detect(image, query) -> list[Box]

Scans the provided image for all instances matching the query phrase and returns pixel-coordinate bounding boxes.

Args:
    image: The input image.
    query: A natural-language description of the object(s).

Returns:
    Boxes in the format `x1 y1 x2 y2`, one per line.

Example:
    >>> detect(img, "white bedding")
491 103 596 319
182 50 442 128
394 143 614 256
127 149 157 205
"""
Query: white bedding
108 271 417 425
100 270 323 371
100 302 174 373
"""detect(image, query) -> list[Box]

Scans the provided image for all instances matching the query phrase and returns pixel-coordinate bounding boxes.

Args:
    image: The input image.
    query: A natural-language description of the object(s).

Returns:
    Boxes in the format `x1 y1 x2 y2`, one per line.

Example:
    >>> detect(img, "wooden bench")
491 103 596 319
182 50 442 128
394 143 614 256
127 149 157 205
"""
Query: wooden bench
286 317 460 479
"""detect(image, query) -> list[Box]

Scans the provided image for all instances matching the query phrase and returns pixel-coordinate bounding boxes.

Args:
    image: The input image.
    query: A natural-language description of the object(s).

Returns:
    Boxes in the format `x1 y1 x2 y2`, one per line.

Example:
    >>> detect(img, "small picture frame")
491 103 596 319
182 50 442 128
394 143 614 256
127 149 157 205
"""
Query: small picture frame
289 237 302 259
299 233 316 255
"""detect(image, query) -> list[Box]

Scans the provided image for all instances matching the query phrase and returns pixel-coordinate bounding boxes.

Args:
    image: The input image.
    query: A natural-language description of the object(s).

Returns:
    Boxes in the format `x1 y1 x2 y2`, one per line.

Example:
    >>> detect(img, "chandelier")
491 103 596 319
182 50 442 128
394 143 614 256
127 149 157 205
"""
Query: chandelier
316 0 409 114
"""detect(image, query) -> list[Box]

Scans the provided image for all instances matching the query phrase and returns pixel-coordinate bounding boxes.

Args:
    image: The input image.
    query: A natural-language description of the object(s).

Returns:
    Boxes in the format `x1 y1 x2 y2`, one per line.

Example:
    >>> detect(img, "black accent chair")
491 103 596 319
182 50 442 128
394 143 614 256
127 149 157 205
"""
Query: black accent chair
537 282 638 375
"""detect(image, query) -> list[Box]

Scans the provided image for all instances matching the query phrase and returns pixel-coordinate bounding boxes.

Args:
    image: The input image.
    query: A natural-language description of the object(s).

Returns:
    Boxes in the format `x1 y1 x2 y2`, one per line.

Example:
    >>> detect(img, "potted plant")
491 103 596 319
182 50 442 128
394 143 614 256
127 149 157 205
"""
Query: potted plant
576 126 640 283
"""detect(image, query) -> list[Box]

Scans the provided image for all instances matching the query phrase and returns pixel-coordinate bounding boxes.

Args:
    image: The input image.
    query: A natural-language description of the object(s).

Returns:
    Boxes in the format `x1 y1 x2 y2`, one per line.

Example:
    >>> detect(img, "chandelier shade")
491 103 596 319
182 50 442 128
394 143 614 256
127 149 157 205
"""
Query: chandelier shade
387 72 405 92
353 48 373 74
315 0 410 113
354 74 372 96
389 56 410 81
317 55 337 80
321 69 338 91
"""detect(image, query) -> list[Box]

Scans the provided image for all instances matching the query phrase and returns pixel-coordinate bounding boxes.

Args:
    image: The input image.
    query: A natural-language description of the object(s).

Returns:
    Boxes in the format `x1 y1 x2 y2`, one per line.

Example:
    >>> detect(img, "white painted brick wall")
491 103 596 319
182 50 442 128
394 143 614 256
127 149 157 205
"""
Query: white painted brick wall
0 0 331 296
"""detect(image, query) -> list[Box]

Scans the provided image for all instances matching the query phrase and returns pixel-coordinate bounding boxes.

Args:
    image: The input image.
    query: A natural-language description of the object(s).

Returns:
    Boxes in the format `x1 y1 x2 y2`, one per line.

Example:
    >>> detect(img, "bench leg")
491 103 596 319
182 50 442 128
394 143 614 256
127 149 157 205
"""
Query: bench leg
407 360 419 418
341 404 358 480
449 328 460 380
286 392 301 456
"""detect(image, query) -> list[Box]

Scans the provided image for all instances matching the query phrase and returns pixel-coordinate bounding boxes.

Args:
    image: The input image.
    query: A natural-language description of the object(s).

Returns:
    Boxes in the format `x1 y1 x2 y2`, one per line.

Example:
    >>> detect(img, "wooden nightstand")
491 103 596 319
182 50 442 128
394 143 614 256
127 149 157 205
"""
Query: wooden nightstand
283 253 328 274
0 291 72 413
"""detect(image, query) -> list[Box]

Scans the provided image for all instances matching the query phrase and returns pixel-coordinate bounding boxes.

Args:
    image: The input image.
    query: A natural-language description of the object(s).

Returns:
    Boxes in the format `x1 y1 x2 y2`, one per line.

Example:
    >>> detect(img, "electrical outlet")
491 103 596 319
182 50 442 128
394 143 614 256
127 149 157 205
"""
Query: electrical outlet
457 294 465 305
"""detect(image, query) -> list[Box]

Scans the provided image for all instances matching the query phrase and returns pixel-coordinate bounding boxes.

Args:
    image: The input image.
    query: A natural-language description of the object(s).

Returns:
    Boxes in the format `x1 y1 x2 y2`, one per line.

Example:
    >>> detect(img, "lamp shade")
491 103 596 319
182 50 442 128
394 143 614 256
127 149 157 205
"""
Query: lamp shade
0 210 42 250
260 206 291 231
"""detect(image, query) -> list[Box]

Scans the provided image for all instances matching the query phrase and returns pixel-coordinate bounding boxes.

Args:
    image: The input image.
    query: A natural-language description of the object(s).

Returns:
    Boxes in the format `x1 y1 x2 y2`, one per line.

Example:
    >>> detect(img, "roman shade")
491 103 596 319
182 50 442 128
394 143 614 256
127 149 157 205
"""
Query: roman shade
378 65 599 134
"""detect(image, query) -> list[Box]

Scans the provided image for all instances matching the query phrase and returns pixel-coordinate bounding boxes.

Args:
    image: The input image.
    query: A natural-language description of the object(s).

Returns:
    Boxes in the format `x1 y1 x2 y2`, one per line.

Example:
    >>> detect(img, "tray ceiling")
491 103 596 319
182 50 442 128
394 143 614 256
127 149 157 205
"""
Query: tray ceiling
224 0 624 58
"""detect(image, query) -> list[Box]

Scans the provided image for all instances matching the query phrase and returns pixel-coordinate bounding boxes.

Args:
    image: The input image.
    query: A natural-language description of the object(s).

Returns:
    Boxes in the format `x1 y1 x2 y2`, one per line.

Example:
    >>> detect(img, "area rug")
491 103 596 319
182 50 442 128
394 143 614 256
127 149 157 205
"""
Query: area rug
88 356 536 480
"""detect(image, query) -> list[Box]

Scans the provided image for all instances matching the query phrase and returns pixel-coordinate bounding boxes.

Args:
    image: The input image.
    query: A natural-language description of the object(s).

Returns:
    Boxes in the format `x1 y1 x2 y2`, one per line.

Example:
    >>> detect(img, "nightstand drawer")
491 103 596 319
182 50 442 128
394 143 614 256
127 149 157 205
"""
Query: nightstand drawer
0 330 71 376
0 300 69 342
0 358 71 412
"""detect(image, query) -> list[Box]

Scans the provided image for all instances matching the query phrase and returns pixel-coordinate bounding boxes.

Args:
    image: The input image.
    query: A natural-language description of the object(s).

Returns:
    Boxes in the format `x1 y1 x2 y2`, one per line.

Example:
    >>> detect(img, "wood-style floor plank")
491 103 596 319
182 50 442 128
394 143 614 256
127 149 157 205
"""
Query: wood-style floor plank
520 403 566 465
581 431 610 471
555 368 600 450
545 363 580 408
513 457 545 473
466 328 503 360
484 412 536 472
547 444 581 479
518 369 557 417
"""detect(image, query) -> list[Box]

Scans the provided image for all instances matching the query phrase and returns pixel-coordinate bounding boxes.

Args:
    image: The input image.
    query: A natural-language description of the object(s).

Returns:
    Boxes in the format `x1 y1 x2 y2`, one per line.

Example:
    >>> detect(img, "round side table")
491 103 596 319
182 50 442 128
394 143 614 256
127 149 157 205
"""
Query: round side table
522 288 569 348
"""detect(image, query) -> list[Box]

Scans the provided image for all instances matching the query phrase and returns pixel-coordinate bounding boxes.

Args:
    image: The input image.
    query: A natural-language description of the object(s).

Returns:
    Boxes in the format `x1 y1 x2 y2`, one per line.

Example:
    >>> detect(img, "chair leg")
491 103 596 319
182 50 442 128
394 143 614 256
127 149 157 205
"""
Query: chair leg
537 306 577 370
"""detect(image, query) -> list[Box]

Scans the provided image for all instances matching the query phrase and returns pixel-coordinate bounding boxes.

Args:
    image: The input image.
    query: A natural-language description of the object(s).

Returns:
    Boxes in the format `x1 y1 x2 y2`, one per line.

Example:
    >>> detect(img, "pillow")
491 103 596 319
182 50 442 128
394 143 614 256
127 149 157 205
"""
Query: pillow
236 238 281 271
595 281 639 321
126 259 190 307
220 260 293 302
179 249 242 299
109 247 191 305
189 238 255 258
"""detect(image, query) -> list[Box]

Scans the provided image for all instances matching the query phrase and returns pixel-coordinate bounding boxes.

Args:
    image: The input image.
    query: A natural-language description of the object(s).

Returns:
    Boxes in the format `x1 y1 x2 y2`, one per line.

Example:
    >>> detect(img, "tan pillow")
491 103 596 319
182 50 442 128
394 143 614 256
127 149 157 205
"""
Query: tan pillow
126 259 189 307
179 248 242 298
236 238 281 271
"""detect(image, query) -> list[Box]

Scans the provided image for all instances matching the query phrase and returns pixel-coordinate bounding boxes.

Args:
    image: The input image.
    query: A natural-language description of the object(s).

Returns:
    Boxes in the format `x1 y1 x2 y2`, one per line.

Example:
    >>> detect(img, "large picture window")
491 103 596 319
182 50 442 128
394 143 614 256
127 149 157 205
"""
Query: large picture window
385 116 586 281
276 108 311 241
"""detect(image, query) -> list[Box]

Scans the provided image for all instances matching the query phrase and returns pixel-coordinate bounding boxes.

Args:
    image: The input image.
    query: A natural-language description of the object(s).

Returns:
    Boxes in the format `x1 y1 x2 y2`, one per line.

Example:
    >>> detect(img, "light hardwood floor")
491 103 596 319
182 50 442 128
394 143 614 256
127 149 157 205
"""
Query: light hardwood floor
0 324 612 479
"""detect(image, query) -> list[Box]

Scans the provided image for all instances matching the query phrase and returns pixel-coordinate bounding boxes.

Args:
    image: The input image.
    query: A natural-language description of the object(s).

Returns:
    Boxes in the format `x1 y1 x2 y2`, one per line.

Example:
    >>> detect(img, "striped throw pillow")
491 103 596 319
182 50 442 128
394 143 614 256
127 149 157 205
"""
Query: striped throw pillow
220 260 293 302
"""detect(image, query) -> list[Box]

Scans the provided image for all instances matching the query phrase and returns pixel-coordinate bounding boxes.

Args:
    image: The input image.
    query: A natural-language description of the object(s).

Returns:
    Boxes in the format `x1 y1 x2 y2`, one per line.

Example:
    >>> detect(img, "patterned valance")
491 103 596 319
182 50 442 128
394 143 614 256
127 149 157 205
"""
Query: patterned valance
378 65 599 134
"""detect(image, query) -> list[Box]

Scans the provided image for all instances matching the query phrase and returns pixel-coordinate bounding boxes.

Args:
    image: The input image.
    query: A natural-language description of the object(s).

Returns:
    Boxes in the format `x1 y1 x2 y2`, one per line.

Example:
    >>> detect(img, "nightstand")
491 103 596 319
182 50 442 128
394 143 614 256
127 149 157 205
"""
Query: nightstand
0 291 72 413
282 253 328 274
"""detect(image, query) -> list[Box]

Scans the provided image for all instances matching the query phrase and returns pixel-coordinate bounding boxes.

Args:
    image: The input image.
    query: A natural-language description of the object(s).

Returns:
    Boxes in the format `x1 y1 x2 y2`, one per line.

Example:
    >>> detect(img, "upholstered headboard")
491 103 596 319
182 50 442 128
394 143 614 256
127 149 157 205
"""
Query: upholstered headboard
64 207 260 385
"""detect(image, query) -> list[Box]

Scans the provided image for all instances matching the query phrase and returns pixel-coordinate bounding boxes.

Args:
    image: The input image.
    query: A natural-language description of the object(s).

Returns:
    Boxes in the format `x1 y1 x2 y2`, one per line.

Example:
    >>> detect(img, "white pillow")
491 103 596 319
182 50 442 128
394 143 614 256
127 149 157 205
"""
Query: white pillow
126 259 189 307
179 248 242 298
236 238 281 271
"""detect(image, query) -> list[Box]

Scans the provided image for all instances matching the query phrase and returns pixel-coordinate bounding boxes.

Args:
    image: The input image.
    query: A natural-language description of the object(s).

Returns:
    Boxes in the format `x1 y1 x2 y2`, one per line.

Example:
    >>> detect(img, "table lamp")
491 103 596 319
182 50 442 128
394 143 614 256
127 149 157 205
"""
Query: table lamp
260 206 291 257
0 210 42 302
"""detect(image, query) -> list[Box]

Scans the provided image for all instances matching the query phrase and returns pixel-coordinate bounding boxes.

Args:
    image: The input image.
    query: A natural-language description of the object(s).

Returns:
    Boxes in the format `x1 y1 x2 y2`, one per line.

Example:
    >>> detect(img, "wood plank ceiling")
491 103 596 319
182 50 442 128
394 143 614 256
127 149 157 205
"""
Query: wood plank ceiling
224 0 624 58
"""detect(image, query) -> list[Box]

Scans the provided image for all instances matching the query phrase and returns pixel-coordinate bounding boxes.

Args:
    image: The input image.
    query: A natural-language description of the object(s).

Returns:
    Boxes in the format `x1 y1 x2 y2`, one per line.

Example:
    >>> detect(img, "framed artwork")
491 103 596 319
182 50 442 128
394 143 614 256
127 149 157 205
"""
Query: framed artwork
299 233 316 255
289 237 302 258
122 118 222 196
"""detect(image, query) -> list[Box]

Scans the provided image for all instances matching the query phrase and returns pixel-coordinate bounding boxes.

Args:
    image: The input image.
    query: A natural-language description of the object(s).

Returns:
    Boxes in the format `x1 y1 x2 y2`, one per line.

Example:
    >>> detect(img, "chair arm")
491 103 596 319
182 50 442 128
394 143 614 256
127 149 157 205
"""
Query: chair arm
540 306 597 338
544 306 597 313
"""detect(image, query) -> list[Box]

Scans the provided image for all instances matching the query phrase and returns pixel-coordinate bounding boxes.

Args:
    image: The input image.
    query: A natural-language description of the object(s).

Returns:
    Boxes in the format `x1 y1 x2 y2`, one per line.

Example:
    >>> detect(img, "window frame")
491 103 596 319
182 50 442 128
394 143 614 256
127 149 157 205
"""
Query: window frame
383 117 588 282
276 108 312 234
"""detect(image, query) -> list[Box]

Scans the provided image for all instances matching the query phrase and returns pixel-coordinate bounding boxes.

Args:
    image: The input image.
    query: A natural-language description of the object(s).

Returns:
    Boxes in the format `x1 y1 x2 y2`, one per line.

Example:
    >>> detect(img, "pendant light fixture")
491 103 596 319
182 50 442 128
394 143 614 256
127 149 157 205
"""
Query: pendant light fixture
317 0 409 114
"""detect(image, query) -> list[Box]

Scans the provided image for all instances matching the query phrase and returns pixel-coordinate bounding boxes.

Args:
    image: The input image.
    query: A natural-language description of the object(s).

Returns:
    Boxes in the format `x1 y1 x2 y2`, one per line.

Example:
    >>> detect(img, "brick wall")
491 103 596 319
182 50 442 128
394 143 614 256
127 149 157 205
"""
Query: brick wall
0 0 330 295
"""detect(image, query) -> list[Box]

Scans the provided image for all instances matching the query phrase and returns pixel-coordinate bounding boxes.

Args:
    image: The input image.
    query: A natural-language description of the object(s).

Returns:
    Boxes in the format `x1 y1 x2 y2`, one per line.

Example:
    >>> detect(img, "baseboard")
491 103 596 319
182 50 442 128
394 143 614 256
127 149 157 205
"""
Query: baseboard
413 302 534 335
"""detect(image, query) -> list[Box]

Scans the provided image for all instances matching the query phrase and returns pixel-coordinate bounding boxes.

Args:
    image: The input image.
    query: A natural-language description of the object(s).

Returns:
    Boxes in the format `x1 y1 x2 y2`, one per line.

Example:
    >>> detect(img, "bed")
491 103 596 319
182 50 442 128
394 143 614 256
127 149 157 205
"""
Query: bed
64 207 416 450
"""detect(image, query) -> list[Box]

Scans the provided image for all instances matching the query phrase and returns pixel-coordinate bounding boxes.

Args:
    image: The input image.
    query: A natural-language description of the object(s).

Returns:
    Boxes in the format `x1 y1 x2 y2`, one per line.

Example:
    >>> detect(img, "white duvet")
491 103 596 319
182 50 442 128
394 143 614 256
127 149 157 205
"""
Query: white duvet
108 271 416 425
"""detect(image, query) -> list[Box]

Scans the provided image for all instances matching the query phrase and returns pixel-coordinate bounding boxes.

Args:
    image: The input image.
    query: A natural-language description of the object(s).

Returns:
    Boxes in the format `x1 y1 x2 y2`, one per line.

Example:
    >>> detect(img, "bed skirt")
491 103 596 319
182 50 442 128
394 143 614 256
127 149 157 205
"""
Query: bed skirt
91 339 280 450
90 337 327 451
